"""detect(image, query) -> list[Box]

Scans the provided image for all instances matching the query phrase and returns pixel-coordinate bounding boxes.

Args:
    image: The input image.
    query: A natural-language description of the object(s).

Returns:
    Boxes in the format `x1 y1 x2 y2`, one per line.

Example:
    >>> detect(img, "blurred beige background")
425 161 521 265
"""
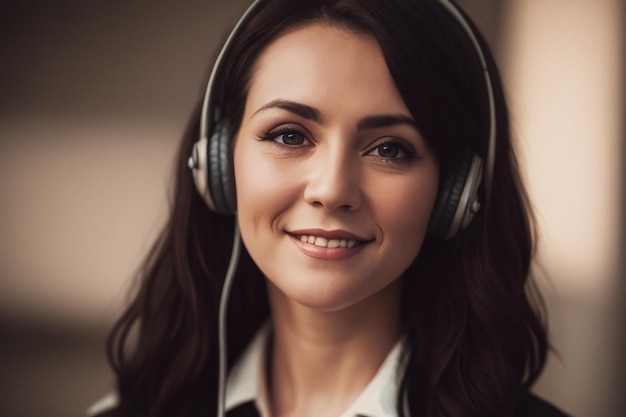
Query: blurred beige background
0 1 623 416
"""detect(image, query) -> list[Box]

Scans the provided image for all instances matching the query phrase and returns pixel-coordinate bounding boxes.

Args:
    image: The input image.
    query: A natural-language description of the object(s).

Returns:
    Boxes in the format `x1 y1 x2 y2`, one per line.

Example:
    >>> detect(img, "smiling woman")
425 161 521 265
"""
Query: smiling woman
93 1 569 417
234 24 439 313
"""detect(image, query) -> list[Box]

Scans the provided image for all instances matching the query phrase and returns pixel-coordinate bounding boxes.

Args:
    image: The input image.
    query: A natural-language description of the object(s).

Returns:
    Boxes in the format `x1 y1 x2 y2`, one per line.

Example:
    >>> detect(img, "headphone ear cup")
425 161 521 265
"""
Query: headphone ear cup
208 122 237 214
189 135 214 210
427 152 482 239
188 122 237 214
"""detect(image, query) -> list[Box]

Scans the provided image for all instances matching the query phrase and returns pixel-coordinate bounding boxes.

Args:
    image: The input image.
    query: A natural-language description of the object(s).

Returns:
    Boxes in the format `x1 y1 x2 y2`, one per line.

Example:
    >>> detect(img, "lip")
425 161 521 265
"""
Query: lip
289 228 369 241
287 228 372 261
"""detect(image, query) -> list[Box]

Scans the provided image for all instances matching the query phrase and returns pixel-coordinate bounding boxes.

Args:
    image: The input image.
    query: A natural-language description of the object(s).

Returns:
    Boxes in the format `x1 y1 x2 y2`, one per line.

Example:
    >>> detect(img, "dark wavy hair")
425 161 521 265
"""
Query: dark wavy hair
104 1 547 416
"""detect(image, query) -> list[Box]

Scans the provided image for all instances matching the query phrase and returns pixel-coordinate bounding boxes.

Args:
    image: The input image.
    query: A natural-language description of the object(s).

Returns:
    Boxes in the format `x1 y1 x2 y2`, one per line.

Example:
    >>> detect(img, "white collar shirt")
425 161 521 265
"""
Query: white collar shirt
225 324 408 417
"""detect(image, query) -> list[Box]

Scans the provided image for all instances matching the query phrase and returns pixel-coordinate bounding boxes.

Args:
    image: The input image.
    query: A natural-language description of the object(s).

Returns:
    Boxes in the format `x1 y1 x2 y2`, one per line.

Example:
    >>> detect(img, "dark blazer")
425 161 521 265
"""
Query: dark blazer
516 393 570 417
226 394 570 417
95 392 570 417
226 393 569 417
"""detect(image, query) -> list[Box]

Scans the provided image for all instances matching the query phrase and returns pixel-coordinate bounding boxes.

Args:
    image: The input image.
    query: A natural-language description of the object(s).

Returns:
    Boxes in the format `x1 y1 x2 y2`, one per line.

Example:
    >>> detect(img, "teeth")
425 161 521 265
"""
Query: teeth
314 237 328 247
297 234 360 249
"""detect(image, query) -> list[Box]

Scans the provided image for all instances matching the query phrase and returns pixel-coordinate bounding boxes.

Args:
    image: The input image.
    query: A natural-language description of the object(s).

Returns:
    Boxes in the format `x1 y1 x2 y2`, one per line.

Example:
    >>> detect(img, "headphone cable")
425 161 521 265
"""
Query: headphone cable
217 220 241 417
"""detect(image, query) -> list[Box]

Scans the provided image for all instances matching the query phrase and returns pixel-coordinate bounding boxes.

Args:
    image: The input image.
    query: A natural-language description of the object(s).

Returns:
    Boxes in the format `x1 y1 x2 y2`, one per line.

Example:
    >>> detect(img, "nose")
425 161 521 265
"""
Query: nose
303 148 362 212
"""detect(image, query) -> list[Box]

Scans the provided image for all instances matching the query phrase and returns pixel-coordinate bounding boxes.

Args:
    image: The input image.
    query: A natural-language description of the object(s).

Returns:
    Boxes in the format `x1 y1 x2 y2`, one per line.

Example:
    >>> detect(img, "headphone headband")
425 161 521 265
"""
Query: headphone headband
438 0 496 203
199 0 266 141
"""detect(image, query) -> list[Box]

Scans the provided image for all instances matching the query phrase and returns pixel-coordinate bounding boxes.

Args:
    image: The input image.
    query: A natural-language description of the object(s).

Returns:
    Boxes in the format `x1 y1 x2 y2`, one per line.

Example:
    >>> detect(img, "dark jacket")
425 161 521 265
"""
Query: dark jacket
94 392 570 417
226 393 570 417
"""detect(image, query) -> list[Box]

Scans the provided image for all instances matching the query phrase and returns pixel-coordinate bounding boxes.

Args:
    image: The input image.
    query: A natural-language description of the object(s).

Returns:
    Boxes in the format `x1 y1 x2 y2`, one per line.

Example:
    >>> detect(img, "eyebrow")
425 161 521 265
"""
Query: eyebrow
253 99 322 124
253 99 417 132
356 114 418 132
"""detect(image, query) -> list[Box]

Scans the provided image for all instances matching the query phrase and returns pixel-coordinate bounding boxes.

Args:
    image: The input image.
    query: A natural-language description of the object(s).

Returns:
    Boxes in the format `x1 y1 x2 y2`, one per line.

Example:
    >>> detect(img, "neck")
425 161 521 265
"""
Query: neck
266 279 403 417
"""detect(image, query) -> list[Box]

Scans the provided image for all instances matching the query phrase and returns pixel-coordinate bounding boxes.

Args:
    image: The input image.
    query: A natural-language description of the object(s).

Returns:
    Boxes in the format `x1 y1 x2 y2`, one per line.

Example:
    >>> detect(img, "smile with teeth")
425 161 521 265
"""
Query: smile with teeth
297 234 361 249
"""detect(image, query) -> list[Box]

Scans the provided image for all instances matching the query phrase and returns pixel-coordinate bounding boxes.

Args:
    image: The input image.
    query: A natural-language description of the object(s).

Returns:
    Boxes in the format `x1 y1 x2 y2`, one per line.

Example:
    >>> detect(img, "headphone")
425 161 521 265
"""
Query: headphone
188 0 496 240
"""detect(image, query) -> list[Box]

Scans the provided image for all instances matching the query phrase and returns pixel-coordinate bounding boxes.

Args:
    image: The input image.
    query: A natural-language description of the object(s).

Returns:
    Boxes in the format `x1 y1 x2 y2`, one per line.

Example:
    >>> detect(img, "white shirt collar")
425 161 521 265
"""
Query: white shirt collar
225 324 407 417
225 323 273 417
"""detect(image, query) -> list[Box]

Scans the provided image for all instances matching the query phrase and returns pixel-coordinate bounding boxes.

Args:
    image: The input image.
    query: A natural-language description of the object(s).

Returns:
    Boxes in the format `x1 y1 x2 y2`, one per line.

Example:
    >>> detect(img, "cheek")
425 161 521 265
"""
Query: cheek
234 144 267 227
376 174 439 248
234 143 275 267
233 142 299 230
234 146 265 211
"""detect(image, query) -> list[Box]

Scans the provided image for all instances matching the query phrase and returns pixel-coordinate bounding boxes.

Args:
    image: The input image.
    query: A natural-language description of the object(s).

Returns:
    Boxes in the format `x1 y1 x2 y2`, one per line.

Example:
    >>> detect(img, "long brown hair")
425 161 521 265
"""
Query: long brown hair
105 1 547 416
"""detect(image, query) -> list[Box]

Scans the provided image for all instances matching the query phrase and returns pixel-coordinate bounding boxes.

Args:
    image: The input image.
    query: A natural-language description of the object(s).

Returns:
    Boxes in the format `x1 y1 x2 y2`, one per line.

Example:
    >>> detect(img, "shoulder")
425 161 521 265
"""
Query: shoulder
88 393 121 417
516 393 571 417
90 409 121 417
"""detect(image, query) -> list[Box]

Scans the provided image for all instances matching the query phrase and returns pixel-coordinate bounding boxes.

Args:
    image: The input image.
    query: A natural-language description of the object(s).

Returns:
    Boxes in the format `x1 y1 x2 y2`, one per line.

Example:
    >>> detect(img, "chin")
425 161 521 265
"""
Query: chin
269 274 401 314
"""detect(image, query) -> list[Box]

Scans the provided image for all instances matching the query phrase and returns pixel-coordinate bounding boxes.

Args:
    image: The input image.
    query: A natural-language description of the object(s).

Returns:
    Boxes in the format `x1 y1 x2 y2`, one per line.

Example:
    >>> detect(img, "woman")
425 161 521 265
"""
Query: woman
94 1 569 416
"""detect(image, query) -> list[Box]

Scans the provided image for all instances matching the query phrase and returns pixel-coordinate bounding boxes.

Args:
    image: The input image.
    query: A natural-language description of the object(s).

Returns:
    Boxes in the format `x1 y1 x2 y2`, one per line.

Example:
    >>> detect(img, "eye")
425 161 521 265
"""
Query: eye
261 125 310 147
276 131 306 146
366 139 414 160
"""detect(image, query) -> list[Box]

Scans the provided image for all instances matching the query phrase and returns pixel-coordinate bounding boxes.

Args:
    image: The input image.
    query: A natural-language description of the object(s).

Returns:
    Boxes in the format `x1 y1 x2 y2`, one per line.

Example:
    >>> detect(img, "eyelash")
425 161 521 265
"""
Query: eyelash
260 124 310 147
260 125 418 163
364 138 418 162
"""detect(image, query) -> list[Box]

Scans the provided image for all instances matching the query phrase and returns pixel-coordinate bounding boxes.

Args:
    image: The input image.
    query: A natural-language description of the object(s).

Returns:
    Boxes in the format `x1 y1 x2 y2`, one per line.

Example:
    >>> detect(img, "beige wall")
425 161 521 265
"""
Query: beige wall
502 1 624 416
0 1 623 416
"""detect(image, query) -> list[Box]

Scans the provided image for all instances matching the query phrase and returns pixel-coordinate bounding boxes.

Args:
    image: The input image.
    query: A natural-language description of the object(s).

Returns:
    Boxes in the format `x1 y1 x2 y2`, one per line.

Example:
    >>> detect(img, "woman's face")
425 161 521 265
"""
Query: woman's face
233 23 439 312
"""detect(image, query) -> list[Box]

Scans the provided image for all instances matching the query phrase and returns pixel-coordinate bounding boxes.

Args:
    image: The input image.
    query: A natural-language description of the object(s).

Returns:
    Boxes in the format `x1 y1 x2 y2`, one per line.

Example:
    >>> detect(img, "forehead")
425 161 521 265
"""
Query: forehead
244 23 410 118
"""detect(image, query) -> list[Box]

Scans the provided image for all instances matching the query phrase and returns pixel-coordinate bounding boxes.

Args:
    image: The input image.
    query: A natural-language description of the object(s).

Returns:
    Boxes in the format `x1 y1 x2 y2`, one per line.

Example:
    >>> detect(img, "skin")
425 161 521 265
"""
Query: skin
233 23 439 417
